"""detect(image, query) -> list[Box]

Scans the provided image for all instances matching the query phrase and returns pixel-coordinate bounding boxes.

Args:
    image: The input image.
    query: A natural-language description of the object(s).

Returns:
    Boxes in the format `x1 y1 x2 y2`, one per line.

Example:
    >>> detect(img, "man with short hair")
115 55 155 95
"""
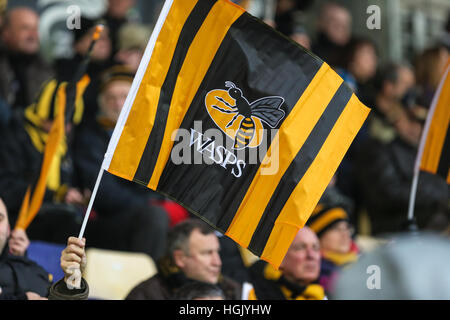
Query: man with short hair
0 7 54 110
0 198 51 300
0 196 89 300
126 219 241 300
312 2 352 68
248 226 326 300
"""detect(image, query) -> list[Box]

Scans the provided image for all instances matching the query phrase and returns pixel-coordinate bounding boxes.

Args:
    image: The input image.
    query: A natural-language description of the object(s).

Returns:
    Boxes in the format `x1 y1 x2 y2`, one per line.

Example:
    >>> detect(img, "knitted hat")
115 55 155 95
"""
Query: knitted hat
99 65 135 92
117 23 152 51
306 204 349 237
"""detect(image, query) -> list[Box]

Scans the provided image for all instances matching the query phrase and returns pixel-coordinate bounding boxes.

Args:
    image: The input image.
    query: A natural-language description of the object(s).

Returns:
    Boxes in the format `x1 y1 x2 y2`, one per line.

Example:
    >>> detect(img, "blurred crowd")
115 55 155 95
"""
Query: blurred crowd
0 0 449 300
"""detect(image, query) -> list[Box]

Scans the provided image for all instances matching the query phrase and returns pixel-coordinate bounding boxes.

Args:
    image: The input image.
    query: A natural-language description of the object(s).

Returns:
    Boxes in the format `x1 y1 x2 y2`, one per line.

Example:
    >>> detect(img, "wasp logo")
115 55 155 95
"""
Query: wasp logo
205 82 285 150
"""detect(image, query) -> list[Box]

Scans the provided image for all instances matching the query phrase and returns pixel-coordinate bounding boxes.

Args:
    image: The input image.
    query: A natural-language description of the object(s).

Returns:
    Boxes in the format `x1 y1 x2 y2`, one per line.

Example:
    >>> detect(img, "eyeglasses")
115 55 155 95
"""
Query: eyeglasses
329 224 355 235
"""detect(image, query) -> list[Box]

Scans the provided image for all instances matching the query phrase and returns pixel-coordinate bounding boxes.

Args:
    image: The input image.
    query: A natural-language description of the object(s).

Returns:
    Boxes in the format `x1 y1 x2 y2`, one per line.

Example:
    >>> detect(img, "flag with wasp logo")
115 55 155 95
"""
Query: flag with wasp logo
417 59 450 184
102 0 370 268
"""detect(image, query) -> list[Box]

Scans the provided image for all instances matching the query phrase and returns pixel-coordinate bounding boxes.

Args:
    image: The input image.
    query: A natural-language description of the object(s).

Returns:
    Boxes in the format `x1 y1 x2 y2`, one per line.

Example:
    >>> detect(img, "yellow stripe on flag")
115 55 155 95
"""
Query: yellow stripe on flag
225 63 342 247
147 0 245 189
108 0 198 180
260 94 370 267
420 64 450 174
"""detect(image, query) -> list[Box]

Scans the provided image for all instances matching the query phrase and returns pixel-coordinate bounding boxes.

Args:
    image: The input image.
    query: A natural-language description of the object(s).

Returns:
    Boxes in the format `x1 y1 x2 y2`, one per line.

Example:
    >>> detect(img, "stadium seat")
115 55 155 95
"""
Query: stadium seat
83 248 157 300
27 241 66 283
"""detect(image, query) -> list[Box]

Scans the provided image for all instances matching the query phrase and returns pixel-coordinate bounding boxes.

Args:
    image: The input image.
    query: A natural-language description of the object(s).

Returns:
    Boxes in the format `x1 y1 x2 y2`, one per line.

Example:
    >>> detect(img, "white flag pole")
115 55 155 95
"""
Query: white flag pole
78 167 104 239
76 0 175 240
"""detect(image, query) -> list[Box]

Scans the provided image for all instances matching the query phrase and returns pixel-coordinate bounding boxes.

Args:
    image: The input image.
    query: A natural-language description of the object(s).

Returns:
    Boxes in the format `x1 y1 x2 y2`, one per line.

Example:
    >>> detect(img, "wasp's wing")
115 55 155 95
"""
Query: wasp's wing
250 97 285 128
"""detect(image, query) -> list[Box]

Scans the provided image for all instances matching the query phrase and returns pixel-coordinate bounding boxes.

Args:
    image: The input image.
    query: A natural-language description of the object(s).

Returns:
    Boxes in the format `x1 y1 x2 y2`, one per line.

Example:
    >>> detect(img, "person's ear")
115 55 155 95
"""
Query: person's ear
172 249 187 269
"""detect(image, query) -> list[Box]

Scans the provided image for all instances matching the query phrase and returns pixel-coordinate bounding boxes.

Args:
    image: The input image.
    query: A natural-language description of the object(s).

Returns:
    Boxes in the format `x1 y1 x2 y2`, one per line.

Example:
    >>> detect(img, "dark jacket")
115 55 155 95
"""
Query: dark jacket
0 113 74 221
125 256 242 300
73 119 162 216
54 54 113 125
248 260 325 300
0 46 54 110
311 32 347 68
0 244 51 300
356 137 449 235
48 278 89 300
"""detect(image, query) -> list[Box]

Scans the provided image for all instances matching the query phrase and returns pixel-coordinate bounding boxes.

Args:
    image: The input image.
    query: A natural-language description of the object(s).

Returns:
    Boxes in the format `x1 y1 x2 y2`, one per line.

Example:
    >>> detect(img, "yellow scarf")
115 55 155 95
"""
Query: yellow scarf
248 262 326 300
322 249 358 266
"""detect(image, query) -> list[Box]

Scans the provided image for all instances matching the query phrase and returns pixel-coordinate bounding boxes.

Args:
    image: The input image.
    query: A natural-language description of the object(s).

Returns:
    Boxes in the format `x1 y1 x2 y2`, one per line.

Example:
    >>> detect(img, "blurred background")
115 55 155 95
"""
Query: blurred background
6 0 450 64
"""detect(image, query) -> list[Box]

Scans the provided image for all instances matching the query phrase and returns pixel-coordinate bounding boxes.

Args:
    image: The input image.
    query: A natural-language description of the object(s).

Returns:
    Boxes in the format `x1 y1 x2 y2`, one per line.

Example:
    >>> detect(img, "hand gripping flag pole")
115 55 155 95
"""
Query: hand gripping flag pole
78 0 371 268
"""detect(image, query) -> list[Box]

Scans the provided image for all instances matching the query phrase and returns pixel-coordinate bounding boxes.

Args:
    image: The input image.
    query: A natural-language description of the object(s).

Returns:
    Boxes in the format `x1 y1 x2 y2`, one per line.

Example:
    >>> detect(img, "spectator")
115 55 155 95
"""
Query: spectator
54 17 113 126
289 25 311 50
306 205 359 294
218 235 251 285
333 233 450 299
339 37 378 99
1 200 89 300
0 198 51 300
114 23 152 73
414 45 449 108
275 0 314 37
104 0 137 56
333 37 378 210
356 100 449 235
125 218 242 300
0 77 89 239
73 65 169 260
0 7 54 110
248 226 326 300
312 2 352 68
366 63 415 144
172 281 225 300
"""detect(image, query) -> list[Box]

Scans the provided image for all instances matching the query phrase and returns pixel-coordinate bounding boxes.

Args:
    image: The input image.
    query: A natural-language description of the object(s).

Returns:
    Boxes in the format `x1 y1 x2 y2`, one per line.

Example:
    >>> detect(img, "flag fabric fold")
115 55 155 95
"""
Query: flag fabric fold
103 0 370 268
15 75 90 231
418 59 450 184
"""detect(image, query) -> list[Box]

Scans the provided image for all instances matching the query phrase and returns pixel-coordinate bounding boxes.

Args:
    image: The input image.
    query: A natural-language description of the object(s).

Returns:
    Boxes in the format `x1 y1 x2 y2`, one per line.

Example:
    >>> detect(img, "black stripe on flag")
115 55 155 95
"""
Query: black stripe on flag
133 0 218 185
155 13 323 233
436 127 450 179
248 83 353 256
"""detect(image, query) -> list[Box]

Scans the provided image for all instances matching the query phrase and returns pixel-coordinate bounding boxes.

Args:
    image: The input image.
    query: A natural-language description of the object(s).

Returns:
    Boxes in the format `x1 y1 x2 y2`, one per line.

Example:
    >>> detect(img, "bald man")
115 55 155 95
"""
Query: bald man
248 227 326 300
0 198 89 300
0 7 54 109
0 198 50 300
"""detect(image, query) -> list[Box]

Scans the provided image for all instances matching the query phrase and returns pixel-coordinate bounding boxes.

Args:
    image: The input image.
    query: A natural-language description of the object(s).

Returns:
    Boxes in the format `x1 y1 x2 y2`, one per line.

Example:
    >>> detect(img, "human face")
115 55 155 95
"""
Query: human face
2 8 39 54
107 0 136 19
394 66 415 100
176 229 222 284
280 227 321 286
319 221 353 254
322 6 351 46
350 44 377 83
0 199 11 254
99 80 131 123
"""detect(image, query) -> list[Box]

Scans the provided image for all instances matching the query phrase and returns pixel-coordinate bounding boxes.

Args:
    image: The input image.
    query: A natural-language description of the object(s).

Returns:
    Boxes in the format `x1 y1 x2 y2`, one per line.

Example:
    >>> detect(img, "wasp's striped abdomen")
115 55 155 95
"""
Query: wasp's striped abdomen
234 117 255 149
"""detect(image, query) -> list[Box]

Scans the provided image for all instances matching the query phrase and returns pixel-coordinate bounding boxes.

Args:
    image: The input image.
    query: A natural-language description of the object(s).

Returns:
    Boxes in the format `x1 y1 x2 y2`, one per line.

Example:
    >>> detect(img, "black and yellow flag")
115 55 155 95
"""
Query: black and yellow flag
418 59 450 184
102 0 370 268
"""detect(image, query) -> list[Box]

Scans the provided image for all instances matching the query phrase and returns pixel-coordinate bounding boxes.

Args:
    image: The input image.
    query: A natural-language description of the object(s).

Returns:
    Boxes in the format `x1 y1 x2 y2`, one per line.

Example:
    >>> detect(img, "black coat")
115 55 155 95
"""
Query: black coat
73 120 162 216
356 137 449 235
0 113 74 222
0 245 51 300
0 47 54 110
